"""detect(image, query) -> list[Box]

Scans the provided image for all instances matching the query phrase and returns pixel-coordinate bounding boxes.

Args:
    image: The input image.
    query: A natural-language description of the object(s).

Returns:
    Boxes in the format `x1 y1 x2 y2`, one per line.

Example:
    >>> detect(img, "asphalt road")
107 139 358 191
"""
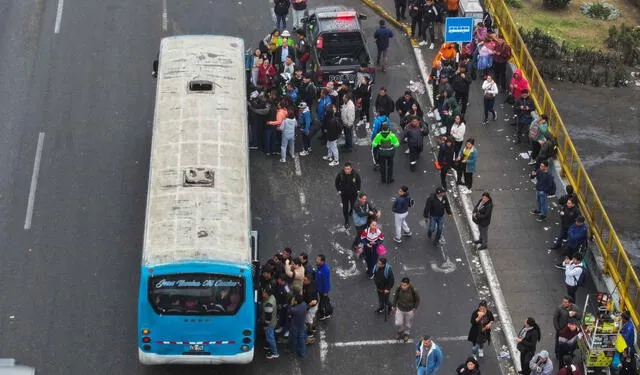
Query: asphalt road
0 0 501 374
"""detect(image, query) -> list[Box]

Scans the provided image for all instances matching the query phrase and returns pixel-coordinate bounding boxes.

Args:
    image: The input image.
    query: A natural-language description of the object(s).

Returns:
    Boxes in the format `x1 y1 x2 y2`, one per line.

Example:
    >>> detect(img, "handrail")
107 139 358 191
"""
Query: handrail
485 0 640 325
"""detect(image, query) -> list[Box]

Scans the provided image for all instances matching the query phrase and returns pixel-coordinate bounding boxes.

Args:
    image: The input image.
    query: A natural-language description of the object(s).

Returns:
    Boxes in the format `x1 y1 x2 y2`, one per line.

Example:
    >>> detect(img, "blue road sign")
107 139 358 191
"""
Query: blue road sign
444 17 474 43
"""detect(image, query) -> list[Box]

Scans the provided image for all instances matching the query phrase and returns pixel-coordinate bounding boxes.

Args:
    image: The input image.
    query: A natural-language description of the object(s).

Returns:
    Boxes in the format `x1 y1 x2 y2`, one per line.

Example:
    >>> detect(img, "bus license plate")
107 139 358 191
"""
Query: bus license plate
189 344 204 352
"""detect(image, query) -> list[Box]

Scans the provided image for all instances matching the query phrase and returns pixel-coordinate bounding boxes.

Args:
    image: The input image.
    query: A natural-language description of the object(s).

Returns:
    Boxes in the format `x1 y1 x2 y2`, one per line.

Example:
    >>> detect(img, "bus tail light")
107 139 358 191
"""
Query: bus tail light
141 329 150 335
241 345 250 352
142 337 151 343
242 337 251 344
242 329 252 336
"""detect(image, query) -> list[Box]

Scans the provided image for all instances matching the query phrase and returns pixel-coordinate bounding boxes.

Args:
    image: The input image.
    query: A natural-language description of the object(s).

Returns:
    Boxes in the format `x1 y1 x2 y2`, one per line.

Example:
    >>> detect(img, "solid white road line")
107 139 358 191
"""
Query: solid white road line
54 0 64 34
293 153 302 176
331 336 467 347
162 0 168 31
24 132 45 230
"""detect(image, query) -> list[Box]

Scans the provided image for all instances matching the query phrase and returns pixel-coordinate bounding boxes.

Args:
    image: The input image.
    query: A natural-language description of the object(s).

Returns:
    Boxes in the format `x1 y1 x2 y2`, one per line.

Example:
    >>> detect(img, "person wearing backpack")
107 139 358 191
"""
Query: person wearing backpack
392 277 420 343
528 115 550 165
373 257 395 314
562 254 585 302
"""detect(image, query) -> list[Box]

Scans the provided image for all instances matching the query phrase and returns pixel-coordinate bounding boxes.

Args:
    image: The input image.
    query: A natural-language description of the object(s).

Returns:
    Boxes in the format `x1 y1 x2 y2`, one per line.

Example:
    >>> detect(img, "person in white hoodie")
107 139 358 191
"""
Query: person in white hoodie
279 110 298 163
450 115 466 156
341 93 356 152
481 75 499 125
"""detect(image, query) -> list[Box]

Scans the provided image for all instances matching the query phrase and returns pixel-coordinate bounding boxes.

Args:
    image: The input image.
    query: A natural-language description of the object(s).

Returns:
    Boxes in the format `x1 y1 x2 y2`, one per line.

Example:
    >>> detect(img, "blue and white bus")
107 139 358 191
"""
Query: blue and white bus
138 35 257 365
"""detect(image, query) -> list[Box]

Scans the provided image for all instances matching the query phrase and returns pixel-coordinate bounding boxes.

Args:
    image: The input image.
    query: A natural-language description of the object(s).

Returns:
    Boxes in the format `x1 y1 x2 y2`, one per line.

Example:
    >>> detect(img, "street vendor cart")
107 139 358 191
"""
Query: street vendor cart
578 293 621 374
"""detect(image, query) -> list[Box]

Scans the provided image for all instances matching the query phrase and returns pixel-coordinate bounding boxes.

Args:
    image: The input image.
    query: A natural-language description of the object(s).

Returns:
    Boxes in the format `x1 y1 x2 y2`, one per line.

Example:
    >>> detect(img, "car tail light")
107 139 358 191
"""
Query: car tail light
316 35 324 49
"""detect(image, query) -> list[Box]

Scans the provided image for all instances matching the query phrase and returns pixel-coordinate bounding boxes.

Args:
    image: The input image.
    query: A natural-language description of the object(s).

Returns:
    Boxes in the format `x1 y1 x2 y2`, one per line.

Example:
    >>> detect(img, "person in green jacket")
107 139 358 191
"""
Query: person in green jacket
443 93 461 135
372 123 400 183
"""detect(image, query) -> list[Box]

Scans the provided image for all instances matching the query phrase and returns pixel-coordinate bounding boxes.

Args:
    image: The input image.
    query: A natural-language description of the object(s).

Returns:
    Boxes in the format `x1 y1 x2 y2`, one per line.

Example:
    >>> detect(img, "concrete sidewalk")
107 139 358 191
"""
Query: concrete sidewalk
360 0 600 372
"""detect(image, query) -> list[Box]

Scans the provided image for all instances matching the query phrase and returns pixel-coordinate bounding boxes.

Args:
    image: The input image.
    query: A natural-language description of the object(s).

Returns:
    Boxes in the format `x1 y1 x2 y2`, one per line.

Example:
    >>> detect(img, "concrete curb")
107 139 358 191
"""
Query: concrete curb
360 0 521 372
360 0 419 47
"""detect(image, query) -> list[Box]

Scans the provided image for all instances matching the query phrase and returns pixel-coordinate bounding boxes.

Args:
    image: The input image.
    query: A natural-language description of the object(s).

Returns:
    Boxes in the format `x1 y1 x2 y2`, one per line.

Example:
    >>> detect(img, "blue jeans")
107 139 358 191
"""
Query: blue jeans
417 366 429 375
276 13 287 30
536 190 548 217
265 326 278 355
289 329 306 357
281 135 294 160
428 215 445 242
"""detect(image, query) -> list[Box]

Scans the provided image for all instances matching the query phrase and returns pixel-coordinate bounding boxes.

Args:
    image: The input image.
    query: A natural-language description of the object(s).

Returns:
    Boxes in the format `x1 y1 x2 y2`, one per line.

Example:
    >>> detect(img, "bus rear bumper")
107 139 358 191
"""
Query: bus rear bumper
138 348 254 365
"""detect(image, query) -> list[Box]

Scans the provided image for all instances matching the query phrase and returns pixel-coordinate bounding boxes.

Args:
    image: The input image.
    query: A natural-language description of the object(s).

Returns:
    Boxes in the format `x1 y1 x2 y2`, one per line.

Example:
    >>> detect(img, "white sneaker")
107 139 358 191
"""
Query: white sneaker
329 160 339 166
528 160 537 165
322 155 332 161
404 148 410 154
439 237 446 244
429 43 435 49
419 40 427 46
280 158 286 163
299 150 309 156
478 349 484 358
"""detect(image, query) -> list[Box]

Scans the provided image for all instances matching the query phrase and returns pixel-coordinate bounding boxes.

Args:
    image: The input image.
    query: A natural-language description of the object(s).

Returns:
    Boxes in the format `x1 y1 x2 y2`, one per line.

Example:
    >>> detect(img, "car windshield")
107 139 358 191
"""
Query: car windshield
148 273 244 315
317 32 369 67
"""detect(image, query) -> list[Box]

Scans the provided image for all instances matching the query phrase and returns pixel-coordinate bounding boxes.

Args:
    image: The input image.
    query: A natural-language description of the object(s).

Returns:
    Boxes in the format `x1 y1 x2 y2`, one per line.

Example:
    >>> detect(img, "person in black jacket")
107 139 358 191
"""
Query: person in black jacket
273 0 290 31
467 300 494 358
516 317 542 375
423 187 452 246
437 137 455 188
322 104 342 166
396 91 417 123
373 258 395 314
550 197 580 250
420 0 440 49
456 356 481 375
472 192 493 250
335 162 362 228
513 89 535 144
355 75 372 122
403 117 428 171
408 0 424 39
451 66 472 114
302 273 318 341
375 87 395 116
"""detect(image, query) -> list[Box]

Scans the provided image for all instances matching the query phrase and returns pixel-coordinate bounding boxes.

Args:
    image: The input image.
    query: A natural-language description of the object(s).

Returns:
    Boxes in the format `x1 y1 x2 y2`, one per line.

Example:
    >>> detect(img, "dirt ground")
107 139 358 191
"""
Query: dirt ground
546 80 640 260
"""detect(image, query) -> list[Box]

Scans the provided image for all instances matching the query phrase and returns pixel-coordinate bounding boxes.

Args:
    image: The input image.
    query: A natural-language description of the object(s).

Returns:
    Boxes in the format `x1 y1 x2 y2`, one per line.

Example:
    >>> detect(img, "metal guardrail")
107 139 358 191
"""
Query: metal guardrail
485 0 640 325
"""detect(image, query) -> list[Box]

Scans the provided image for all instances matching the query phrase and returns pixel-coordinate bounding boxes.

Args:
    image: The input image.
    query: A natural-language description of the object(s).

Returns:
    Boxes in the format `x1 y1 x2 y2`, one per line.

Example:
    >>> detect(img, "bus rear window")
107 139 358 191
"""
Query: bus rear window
149 273 244 315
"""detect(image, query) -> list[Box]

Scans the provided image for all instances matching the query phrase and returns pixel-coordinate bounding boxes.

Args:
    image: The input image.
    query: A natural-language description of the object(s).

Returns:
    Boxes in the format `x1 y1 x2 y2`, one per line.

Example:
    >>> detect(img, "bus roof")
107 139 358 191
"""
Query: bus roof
142 35 251 267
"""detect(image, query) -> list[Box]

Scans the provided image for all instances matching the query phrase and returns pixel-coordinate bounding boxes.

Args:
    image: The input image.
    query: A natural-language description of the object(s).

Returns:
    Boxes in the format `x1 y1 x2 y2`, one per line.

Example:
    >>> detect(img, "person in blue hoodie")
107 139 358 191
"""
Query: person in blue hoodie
560 216 588 261
371 113 391 140
315 254 333 320
415 335 443 375
392 186 413 243
316 88 332 122
297 102 312 155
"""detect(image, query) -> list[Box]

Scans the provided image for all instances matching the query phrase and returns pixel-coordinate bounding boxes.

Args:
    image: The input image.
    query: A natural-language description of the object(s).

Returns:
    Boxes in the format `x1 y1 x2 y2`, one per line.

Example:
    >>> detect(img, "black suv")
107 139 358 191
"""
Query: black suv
301 6 374 86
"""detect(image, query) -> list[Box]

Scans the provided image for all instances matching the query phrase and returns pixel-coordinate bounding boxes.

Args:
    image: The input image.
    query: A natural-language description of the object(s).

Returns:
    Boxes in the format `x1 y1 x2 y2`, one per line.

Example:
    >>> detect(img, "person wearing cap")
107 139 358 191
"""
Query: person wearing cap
372 123 400 183
415 335 443 375
556 318 581 360
375 87 395 117
424 187 452 246
392 186 413 243
528 350 553 375
374 20 394 72
467 300 494 358
273 0 290 31
297 102 312 155
562 254 584 303
472 192 493 250
273 30 295 71
392 277 420 342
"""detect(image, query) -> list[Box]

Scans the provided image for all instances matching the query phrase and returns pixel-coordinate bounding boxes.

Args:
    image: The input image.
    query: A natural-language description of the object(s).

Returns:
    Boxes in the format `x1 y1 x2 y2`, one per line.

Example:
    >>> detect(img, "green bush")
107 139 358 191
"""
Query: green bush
580 2 621 20
543 0 571 10
606 24 640 65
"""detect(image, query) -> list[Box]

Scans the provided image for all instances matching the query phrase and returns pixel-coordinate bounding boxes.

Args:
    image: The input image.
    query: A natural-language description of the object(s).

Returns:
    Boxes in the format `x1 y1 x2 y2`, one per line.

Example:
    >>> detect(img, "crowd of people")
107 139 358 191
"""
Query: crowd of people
246 1 635 374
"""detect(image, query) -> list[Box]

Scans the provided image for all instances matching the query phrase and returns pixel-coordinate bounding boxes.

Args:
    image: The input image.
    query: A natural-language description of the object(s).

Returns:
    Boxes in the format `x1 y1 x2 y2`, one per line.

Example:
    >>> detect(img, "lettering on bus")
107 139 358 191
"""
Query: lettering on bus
155 279 240 289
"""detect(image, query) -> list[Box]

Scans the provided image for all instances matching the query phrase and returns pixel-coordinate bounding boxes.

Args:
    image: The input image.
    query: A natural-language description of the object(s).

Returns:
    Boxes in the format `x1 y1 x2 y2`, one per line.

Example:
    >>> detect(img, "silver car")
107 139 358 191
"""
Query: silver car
0 359 35 375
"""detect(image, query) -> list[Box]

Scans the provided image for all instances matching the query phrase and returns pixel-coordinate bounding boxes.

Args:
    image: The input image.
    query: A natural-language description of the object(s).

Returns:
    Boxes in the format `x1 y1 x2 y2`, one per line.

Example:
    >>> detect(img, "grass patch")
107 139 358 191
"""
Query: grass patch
511 0 640 50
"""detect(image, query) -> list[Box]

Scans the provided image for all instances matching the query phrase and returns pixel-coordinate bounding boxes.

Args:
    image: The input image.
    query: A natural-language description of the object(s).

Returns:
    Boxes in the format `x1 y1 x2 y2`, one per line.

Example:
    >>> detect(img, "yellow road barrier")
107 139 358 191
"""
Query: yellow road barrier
485 0 640 325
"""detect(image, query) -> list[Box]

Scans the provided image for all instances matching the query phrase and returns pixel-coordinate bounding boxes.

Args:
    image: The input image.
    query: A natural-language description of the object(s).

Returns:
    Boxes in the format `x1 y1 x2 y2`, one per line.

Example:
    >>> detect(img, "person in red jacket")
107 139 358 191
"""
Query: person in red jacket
258 59 277 89
509 68 529 100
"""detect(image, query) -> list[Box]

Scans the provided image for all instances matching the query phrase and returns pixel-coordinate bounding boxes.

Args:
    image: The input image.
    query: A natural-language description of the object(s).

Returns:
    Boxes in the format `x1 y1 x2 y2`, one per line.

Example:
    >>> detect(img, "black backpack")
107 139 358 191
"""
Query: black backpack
574 265 587 287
